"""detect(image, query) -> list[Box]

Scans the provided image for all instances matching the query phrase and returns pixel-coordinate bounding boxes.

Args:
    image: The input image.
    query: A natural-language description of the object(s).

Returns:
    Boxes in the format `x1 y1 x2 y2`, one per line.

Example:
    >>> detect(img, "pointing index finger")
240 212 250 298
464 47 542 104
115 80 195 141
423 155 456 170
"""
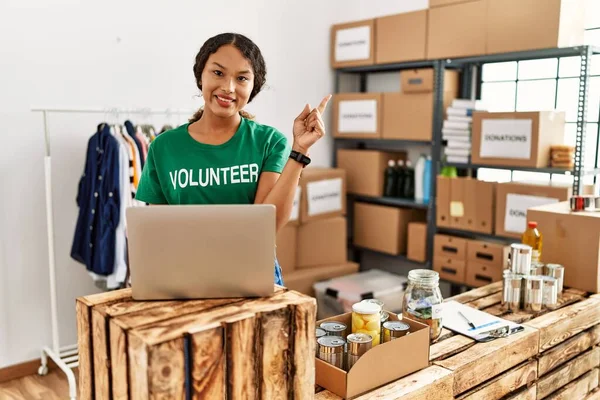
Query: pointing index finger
317 94 332 114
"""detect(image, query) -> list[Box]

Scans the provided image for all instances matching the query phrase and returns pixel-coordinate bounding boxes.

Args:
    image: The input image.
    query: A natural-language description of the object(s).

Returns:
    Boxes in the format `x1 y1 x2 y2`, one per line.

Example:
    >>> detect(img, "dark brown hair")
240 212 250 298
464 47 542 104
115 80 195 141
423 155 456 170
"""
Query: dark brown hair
189 33 266 123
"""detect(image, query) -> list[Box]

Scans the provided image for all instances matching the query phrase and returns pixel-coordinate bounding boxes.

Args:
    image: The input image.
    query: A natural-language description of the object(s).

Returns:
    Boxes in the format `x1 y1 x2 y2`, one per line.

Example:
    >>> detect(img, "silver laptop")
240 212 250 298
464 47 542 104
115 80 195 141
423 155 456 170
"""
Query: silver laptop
126 204 276 300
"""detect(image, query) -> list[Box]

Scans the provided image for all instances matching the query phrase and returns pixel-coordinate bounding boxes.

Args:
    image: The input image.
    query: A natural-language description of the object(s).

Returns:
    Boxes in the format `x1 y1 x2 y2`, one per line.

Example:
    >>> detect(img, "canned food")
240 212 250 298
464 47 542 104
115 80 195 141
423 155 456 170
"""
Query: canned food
315 328 327 355
317 336 346 370
379 311 390 343
320 321 347 337
524 275 544 312
546 264 564 295
530 263 545 276
346 333 372 371
382 321 410 343
509 244 533 275
542 276 558 308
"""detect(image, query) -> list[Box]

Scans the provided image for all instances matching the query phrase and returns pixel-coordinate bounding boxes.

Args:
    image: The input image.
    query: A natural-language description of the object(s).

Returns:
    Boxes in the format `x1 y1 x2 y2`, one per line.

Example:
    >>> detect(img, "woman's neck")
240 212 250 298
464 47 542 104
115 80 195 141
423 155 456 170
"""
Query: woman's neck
189 109 242 145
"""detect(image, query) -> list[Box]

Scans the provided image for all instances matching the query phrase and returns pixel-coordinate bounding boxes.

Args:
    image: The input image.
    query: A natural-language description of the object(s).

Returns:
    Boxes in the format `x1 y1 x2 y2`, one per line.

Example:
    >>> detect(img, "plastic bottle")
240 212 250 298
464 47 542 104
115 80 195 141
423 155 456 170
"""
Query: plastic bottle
522 221 543 264
395 160 406 198
403 160 415 199
414 155 426 202
423 156 432 204
383 160 397 197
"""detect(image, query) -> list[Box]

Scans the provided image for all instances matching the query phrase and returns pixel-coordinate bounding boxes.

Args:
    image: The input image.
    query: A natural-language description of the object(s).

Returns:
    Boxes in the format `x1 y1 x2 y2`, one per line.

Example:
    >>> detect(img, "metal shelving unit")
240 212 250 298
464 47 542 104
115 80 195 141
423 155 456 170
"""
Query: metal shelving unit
333 45 600 271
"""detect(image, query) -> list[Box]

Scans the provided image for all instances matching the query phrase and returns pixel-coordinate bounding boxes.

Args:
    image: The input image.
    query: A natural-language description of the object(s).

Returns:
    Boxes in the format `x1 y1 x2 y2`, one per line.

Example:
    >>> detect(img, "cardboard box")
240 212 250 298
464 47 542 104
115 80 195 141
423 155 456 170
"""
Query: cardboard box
434 234 468 260
466 261 503 287
296 217 347 268
486 0 585 54
472 111 566 168
407 222 427 262
316 312 430 399
430 0 478 6
336 149 404 197
464 179 496 234
375 10 427 64
299 167 346 223
437 176 451 228
495 182 571 238
284 262 360 296
400 69 459 94
427 0 487 59
331 19 375 69
333 93 382 139
434 256 466 284
449 177 468 229
467 240 509 269
527 202 600 293
276 223 297 274
354 202 426 255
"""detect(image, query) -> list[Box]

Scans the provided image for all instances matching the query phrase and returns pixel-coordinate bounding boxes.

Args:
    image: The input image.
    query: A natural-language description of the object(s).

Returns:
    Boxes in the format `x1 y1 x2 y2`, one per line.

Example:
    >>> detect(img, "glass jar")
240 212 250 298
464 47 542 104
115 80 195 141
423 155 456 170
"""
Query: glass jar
402 269 444 342
351 301 382 346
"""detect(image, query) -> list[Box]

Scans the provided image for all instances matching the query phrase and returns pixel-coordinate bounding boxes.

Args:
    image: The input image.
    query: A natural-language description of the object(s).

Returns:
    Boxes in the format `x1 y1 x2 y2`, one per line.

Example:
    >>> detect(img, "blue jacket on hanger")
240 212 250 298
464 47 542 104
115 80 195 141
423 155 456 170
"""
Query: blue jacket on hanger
124 120 145 168
71 123 121 276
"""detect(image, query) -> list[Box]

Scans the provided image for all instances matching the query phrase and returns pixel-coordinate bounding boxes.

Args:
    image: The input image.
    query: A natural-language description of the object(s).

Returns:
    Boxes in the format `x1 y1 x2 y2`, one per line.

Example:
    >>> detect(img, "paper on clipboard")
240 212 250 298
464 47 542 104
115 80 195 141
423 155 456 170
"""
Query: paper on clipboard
442 301 523 341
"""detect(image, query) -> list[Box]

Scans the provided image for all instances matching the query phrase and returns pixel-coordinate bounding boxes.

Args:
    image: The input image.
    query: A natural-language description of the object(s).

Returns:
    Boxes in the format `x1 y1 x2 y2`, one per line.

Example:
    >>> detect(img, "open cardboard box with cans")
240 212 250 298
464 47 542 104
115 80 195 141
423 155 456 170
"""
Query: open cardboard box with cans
315 311 430 399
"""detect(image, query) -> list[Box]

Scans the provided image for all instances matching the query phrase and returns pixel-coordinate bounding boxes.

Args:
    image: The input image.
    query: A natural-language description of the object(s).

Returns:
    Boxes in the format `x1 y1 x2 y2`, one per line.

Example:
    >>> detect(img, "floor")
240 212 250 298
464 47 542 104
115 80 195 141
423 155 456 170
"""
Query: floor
0 370 72 400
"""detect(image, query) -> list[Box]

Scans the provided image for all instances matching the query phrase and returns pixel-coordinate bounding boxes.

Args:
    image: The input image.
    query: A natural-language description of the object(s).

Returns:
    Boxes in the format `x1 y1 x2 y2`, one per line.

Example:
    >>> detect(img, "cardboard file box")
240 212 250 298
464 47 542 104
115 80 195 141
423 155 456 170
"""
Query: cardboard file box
299 167 346 223
336 149 404 197
333 93 382 139
400 69 459 94
375 10 427 64
463 179 496 234
316 312 430 399
437 176 451 228
407 222 427 262
471 111 566 168
434 234 468 260
449 177 468 229
466 261 503 287
467 240 509 269
434 256 466 284
331 19 375 69
296 217 347 268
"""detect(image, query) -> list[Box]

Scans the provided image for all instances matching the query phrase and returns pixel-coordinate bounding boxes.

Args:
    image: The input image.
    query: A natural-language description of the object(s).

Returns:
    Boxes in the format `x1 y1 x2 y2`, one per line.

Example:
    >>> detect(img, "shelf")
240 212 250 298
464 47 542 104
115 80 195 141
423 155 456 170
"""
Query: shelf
436 227 519 243
350 194 429 209
335 138 433 147
448 45 600 65
443 162 573 174
336 60 436 73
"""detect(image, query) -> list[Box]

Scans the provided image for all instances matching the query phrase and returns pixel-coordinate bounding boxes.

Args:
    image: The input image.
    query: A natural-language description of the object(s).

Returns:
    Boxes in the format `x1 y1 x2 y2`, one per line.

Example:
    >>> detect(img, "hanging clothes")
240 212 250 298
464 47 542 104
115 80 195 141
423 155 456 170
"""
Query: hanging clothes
125 120 145 168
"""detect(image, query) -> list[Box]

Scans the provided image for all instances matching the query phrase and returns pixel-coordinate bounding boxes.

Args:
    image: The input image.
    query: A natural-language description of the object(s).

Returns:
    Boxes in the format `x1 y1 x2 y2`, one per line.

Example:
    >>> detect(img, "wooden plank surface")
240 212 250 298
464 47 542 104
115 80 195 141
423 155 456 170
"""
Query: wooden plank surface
467 292 503 310
226 314 258 400
538 325 600 377
430 335 475 362
585 389 600 399
109 319 129 400
92 309 110 400
76 300 93 400
544 368 599 399
446 282 502 304
506 385 537 400
292 300 317 399
457 360 537 400
525 298 600 352
314 365 454 400
260 307 291 400
537 347 600 399
191 325 225 399
127 334 149 400
79 288 132 306
435 326 539 396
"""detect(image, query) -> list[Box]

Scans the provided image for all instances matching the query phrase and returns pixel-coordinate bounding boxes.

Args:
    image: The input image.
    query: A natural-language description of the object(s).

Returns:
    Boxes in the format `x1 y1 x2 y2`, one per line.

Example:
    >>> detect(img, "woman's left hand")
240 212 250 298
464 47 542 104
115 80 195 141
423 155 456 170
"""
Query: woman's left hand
292 94 332 154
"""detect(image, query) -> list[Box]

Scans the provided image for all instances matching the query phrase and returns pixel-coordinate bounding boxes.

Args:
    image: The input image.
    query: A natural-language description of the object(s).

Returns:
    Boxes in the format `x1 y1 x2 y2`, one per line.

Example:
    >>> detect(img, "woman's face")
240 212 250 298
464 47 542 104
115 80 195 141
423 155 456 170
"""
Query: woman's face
200 44 255 119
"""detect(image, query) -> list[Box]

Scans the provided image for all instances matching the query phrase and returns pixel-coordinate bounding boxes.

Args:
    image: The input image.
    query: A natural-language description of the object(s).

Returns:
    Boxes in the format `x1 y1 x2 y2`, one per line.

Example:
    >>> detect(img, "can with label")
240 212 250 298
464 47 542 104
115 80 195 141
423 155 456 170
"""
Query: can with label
524 275 544 312
542 276 558 308
509 244 533 275
346 333 372 371
546 264 564 295
320 321 347 337
382 321 410 343
530 263 545 276
315 328 327 355
317 336 346 370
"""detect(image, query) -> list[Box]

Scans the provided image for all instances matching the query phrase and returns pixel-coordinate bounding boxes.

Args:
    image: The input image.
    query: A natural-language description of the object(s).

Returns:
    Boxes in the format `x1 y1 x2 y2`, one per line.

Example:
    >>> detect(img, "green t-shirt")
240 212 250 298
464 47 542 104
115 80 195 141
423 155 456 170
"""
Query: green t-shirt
135 117 290 205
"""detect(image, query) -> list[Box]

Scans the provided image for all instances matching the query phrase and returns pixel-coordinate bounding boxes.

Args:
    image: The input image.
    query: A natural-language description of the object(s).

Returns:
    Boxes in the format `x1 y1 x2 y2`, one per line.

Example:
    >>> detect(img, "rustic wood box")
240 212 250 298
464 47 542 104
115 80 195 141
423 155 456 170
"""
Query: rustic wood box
77 285 316 399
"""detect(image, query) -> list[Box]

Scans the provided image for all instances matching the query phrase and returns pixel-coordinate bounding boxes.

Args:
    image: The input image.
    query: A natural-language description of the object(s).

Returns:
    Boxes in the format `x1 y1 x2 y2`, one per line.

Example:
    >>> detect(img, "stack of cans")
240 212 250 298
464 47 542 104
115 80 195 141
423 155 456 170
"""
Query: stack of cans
502 243 563 312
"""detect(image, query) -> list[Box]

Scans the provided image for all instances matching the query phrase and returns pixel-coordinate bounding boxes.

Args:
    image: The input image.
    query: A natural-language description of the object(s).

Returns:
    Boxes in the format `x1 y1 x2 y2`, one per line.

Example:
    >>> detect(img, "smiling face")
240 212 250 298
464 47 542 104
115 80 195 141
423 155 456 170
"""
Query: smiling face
200 44 255 119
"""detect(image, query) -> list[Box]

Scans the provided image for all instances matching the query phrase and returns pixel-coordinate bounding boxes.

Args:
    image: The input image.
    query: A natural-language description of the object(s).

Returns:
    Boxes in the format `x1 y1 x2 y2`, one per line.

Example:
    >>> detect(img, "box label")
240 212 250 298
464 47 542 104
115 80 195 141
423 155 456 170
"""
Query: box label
290 186 301 221
504 193 559 233
450 201 464 217
338 100 377 133
307 178 343 216
335 25 371 62
480 119 533 160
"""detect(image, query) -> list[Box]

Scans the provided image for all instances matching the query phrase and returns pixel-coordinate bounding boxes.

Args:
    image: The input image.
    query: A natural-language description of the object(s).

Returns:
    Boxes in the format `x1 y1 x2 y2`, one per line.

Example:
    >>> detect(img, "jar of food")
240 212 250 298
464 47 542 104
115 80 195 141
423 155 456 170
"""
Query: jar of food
402 269 444 342
352 301 382 346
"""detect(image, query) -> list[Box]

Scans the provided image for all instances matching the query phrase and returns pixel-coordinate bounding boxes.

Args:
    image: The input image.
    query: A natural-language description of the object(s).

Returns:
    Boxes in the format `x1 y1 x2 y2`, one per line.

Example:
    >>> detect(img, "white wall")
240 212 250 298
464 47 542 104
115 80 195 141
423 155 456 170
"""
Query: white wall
0 0 427 367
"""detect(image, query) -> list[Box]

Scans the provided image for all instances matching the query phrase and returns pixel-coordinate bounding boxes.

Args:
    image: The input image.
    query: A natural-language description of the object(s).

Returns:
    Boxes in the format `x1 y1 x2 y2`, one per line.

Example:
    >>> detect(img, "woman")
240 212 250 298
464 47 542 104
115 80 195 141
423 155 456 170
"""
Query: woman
135 32 330 286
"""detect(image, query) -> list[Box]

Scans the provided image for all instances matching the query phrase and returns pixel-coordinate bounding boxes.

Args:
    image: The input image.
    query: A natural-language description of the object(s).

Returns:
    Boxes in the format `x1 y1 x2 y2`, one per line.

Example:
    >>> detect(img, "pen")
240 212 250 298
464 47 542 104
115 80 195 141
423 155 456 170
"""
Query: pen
458 310 477 330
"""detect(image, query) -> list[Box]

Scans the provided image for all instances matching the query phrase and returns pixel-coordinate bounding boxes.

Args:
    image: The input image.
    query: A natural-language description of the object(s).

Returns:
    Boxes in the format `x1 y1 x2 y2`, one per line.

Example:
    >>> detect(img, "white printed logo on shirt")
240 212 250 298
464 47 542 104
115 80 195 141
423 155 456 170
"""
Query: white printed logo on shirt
169 163 260 190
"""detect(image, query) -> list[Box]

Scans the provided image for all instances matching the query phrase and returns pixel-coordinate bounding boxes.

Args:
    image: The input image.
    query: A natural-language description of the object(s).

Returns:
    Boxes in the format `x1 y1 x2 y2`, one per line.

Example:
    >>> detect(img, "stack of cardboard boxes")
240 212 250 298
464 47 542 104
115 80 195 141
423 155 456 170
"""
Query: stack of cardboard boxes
279 167 359 296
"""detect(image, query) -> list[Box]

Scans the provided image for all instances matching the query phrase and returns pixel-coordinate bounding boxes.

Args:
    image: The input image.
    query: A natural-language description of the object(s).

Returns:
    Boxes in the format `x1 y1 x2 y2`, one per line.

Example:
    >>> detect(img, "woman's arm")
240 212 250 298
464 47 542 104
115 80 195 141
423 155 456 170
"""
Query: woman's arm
255 95 331 231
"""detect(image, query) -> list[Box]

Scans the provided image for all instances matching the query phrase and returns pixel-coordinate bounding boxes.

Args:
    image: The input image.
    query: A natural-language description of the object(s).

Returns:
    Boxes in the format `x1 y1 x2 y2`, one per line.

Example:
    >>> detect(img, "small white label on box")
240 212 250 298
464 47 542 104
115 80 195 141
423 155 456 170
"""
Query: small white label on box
290 186 301 221
307 178 343 216
480 119 532 160
432 304 444 319
504 193 559 233
338 100 377 133
450 201 464 217
335 25 371 62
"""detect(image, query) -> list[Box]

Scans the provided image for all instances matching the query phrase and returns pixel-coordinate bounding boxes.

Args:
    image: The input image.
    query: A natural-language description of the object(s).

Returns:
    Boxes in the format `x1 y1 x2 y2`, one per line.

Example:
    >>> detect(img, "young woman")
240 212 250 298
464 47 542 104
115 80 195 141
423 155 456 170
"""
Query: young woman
135 32 331 285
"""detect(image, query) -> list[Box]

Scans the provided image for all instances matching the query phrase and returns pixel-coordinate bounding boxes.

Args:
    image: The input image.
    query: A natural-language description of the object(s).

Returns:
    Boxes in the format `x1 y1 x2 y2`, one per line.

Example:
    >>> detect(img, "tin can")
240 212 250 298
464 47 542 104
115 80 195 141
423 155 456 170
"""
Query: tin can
379 311 390 343
382 321 410 343
530 263 545 276
542 276 558 308
509 244 533 275
546 264 564 295
346 333 372 371
316 328 327 355
507 273 524 311
524 275 544 312
320 321 347 337
317 336 346 370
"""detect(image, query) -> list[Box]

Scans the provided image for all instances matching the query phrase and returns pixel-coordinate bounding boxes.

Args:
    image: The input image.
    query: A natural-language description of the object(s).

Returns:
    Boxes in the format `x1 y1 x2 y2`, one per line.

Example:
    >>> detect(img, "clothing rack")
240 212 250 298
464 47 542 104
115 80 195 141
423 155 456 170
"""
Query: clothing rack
30 107 194 399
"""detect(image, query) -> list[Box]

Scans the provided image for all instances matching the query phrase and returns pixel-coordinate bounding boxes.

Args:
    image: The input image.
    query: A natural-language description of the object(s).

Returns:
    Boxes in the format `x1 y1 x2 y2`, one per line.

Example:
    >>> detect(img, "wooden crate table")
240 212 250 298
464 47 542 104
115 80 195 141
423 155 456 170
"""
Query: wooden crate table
316 282 600 399
76 285 316 399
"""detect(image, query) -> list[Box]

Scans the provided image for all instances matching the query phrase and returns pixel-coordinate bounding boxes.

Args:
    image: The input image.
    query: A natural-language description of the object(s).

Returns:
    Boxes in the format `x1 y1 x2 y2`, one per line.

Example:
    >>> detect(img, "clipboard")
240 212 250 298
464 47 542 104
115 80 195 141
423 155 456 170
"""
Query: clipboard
441 301 524 342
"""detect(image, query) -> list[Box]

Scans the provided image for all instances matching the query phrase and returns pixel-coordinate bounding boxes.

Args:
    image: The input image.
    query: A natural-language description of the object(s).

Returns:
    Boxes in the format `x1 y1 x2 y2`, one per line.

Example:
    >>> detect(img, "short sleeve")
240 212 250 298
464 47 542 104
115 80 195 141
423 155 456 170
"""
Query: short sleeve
135 143 168 204
262 130 290 174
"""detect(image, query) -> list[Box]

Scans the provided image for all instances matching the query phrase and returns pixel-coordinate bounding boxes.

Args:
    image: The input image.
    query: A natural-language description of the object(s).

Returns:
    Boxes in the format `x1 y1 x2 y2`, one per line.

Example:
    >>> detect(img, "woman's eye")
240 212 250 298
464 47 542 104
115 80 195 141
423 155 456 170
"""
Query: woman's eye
238 76 249 82
213 70 223 76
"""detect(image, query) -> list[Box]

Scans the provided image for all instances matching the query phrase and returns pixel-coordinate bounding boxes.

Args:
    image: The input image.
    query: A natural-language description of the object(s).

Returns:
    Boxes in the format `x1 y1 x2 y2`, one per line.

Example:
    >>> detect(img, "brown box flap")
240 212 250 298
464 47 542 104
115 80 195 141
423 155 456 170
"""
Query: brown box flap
375 10 427 64
297 217 347 268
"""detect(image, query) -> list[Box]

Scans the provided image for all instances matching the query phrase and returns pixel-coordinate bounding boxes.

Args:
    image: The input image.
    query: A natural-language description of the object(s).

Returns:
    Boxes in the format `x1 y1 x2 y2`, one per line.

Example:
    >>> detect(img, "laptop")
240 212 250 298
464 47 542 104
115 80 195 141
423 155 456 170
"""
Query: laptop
125 204 276 300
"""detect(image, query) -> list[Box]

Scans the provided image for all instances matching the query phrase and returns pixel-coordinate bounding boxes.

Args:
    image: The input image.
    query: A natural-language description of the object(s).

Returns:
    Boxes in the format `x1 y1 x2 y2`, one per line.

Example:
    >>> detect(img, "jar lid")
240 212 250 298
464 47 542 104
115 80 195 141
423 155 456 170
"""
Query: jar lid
352 301 381 315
